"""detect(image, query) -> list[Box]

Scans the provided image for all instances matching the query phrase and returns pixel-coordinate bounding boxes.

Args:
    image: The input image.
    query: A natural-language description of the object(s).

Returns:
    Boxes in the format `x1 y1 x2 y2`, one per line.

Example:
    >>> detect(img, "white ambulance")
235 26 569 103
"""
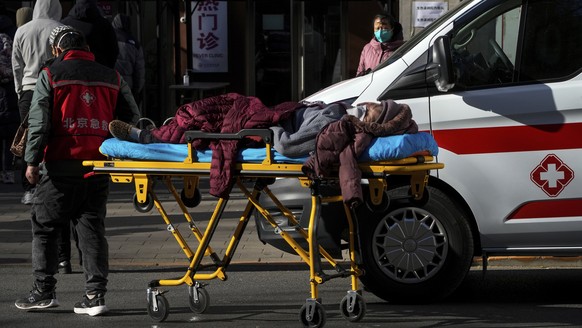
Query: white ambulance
256 0 582 303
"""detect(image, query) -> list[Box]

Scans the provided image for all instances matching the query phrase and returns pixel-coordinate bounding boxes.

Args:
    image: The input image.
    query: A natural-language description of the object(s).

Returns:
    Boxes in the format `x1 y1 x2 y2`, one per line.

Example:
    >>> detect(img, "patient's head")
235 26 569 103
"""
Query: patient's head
362 103 383 123
347 102 383 123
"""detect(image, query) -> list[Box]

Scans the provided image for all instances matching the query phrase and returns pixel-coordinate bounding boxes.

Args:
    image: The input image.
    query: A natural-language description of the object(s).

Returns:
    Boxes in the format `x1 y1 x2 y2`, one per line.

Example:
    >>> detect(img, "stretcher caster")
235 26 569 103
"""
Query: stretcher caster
339 291 366 322
188 283 210 313
365 190 390 213
146 289 169 322
409 187 430 206
181 188 202 208
133 192 154 213
299 299 326 328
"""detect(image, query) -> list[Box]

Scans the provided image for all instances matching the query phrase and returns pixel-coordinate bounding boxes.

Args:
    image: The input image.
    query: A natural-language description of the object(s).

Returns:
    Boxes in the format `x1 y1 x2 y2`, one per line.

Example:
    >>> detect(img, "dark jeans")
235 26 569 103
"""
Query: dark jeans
17 90 34 192
57 220 82 265
31 174 110 294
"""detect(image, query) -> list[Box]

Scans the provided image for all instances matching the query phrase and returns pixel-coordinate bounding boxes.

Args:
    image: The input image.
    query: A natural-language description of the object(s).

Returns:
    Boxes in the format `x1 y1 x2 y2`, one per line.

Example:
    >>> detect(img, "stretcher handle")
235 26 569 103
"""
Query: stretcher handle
184 129 273 144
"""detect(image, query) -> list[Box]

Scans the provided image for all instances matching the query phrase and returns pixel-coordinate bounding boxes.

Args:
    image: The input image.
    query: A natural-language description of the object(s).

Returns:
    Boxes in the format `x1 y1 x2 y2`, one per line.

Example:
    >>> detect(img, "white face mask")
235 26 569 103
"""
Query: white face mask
346 105 367 121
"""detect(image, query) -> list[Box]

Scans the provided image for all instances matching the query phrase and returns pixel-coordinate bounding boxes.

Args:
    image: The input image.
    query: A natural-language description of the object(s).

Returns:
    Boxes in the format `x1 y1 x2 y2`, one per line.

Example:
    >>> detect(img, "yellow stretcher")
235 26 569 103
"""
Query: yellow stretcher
83 129 444 327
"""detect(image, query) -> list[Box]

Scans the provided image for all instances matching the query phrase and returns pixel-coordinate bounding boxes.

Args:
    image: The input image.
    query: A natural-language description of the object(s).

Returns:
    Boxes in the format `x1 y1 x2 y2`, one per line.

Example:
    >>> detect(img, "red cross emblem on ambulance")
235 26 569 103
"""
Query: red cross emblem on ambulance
530 154 574 197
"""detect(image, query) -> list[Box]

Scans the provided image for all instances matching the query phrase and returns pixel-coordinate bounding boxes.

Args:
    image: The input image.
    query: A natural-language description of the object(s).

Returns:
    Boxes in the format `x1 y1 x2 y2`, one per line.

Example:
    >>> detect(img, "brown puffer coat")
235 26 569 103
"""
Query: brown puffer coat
302 100 418 207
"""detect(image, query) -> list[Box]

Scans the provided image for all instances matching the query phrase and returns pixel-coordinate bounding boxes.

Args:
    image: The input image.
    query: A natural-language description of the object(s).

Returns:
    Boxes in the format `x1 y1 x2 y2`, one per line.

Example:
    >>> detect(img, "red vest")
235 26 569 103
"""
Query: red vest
43 50 120 161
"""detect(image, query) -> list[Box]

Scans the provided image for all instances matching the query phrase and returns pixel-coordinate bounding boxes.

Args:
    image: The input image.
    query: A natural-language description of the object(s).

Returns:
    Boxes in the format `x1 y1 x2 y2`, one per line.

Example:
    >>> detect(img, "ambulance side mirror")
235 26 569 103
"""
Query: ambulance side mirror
429 35 455 92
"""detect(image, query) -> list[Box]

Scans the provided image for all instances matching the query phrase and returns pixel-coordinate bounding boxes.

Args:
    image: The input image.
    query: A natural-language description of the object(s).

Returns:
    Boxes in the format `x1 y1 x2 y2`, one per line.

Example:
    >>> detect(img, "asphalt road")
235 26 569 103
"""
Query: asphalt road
3 174 582 327
3 264 582 328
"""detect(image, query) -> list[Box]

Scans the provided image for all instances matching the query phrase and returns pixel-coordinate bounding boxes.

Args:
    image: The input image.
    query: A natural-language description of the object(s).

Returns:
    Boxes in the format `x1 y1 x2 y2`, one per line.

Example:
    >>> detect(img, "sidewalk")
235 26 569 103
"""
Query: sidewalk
0 175 306 271
1 174 581 271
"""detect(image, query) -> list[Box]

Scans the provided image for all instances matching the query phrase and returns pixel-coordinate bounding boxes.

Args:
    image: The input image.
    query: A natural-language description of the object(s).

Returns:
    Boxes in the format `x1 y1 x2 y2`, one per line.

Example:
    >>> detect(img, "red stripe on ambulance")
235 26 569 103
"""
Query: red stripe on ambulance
508 199 582 219
433 122 582 154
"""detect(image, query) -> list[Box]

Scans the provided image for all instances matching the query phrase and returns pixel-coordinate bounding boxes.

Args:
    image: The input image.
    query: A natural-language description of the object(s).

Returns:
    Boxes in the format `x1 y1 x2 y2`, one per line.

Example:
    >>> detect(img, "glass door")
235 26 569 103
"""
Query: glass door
254 0 292 106
301 1 341 98
253 1 342 105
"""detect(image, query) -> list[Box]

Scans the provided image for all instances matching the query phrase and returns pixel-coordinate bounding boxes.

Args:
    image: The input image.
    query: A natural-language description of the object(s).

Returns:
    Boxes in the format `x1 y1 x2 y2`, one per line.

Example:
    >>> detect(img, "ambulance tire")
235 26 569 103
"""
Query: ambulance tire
358 185 474 304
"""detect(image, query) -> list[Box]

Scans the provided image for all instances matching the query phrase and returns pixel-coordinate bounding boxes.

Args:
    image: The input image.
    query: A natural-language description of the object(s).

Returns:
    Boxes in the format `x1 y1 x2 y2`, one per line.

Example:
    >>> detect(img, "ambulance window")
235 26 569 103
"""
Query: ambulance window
519 0 582 81
450 0 521 89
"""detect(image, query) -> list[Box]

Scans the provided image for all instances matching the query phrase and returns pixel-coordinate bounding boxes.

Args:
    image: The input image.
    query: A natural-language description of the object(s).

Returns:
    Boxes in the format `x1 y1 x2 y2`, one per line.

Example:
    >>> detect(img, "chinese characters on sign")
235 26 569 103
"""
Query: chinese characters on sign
192 0 228 73
413 1 448 28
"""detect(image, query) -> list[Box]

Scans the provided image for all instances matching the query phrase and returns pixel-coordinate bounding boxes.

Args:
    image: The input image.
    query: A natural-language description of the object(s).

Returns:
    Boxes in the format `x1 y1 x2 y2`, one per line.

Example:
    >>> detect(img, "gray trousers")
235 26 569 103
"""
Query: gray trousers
31 174 109 295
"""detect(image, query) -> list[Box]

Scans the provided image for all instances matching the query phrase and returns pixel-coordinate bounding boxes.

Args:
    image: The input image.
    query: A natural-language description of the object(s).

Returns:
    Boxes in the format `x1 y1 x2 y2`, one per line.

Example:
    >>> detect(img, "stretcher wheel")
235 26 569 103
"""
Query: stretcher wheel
299 301 326 328
181 188 202 208
339 292 366 322
409 187 429 206
365 190 390 213
147 294 169 322
133 192 154 213
188 285 210 313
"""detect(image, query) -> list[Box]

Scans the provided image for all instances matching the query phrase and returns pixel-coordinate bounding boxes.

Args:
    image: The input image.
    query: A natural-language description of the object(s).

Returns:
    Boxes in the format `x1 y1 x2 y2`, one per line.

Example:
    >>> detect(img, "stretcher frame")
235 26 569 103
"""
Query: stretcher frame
83 129 444 326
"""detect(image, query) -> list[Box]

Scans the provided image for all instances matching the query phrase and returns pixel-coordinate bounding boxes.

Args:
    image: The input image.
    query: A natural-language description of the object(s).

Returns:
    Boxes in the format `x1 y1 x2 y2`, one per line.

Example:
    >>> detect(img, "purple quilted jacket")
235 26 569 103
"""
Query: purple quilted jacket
152 93 299 198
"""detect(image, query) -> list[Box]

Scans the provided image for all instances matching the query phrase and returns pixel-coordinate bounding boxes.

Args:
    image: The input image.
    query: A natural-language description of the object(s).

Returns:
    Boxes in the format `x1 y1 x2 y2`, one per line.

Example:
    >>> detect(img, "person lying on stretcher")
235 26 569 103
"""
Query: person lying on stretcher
108 92 417 158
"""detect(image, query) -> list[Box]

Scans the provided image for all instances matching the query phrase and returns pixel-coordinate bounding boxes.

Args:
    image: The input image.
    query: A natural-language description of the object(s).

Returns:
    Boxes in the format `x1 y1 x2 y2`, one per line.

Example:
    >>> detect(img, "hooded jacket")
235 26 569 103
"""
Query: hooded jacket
61 0 119 68
11 0 62 95
302 100 418 207
112 14 145 95
356 22 404 76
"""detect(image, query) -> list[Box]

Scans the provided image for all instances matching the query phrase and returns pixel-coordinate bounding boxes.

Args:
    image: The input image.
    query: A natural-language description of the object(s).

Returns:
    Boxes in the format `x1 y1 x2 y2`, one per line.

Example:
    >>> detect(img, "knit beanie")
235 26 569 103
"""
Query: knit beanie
49 25 76 47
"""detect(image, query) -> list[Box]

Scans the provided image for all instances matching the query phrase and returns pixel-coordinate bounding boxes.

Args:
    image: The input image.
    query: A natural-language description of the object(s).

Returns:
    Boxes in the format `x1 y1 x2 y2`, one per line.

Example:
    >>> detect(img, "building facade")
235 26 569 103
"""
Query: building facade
11 0 460 123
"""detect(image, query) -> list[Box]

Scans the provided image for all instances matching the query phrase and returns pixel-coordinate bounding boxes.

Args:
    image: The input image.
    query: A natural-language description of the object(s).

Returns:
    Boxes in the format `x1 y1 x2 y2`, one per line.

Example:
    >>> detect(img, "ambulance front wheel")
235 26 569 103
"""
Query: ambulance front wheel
133 193 154 213
358 185 474 304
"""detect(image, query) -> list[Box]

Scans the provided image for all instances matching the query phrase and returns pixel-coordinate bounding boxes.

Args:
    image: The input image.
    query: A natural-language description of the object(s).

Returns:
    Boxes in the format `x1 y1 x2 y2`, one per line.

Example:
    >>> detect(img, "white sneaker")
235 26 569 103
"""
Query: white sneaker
74 293 108 316
21 189 35 205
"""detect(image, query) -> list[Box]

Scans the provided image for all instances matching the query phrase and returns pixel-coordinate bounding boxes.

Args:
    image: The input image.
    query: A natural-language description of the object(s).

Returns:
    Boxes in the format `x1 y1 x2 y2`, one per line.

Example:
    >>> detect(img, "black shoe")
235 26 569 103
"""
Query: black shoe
74 293 108 316
15 288 59 310
58 261 72 274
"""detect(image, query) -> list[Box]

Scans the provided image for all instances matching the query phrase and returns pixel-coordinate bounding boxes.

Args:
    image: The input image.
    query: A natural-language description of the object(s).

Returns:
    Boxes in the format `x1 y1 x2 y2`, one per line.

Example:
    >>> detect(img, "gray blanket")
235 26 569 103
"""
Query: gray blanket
270 102 348 157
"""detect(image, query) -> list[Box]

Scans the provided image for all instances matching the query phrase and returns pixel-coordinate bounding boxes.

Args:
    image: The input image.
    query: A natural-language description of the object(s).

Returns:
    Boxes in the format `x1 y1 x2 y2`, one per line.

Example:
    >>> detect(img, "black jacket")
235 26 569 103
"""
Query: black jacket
61 0 119 68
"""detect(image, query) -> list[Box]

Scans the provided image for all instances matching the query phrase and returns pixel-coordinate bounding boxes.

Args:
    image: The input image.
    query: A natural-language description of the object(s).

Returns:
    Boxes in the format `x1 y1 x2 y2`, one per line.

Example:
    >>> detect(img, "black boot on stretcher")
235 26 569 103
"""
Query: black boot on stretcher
109 120 141 142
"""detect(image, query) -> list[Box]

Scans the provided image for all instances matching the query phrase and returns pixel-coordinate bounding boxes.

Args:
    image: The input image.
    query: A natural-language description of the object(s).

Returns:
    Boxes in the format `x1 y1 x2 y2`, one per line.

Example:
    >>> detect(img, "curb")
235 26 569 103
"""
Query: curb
473 256 582 269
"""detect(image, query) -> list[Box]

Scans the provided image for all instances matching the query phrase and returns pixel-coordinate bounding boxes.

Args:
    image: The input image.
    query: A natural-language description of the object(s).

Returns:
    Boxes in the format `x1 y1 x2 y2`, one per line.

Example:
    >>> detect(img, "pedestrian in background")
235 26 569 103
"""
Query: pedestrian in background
356 13 404 77
112 13 145 106
11 0 62 205
0 31 17 184
61 0 119 68
14 25 140 315
16 7 33 28
0 3 16 39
